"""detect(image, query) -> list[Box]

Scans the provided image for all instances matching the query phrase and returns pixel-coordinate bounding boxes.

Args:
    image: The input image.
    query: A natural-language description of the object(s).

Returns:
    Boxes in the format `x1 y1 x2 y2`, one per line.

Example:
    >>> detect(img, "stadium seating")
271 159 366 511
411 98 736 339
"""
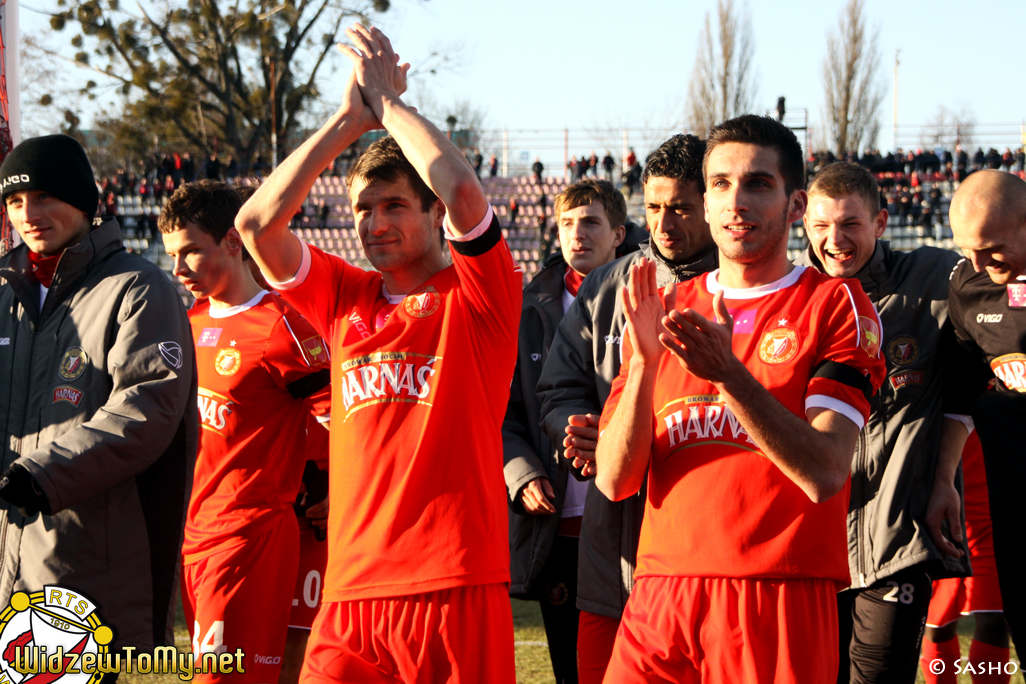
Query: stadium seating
112 173 961 287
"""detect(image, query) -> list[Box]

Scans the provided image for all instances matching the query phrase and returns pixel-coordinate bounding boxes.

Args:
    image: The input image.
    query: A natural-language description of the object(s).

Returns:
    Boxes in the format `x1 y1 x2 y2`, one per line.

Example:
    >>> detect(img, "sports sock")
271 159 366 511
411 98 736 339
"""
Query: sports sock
968 639 1011 684
921 637 959 684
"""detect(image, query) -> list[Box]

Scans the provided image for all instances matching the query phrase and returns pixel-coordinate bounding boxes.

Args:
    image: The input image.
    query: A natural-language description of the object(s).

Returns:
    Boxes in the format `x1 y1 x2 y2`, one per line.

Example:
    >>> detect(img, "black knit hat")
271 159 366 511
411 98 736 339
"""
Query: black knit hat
0 135 99 217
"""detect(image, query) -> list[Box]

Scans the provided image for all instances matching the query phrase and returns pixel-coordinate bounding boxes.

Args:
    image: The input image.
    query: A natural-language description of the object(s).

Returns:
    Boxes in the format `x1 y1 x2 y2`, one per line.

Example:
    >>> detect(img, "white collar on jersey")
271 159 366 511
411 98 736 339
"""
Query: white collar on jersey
207 290 270 318
381 283 407 305
705 265 806 300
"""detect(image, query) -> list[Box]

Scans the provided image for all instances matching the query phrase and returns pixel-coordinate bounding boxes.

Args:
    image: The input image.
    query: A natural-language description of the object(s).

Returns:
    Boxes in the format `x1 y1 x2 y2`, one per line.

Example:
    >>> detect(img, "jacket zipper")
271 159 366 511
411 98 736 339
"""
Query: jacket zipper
855 414 870 587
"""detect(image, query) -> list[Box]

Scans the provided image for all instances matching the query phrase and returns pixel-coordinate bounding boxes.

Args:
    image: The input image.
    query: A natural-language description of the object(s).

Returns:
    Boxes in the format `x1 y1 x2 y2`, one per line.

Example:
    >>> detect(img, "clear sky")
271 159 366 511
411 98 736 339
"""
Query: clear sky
18 0 1026 167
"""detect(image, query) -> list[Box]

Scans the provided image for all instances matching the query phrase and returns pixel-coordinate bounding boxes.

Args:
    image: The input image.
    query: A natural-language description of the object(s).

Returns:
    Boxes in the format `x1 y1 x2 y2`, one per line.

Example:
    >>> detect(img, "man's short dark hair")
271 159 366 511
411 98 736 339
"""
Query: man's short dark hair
346 136 439 213
554 179 627 230
703 115 805 195
158 180 243 244
808 162 882 213
643 134 707 191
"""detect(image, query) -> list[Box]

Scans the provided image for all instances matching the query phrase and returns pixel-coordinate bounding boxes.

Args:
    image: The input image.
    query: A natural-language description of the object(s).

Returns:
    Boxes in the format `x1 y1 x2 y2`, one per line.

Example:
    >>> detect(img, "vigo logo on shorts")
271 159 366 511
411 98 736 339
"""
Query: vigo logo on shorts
338 351 441 419
991 353 1026 392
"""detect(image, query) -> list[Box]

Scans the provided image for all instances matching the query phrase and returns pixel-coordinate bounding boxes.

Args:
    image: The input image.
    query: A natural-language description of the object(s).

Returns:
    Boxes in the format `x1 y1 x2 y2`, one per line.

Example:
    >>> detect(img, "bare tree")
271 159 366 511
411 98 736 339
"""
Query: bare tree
822 0 885 156
919 105 977 151
686 0 756 136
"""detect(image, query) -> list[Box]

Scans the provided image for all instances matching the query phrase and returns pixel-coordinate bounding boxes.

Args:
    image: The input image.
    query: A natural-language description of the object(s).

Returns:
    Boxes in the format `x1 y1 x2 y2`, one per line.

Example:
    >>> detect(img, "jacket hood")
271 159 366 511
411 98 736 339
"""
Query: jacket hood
0 217 124 315
642 239 719 284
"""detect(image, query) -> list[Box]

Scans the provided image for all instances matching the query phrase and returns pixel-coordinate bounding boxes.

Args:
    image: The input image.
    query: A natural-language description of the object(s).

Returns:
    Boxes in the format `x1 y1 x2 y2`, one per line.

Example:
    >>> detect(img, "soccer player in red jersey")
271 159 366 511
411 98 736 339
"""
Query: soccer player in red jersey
595 115 886 683
160 181 332 683
235 24 521 684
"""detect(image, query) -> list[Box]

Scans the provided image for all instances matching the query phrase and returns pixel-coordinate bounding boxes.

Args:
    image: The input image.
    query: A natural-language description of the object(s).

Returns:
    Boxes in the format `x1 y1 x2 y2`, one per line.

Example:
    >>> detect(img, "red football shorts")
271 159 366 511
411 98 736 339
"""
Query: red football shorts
299 583 515 684
603 576 839 684
578 611 620 684
288 521 328 630
182 513 300 682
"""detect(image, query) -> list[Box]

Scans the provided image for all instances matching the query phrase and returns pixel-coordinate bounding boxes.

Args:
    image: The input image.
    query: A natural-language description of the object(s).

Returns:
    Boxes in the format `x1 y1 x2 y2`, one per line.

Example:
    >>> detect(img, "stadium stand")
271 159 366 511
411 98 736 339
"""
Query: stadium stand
104 168 992 288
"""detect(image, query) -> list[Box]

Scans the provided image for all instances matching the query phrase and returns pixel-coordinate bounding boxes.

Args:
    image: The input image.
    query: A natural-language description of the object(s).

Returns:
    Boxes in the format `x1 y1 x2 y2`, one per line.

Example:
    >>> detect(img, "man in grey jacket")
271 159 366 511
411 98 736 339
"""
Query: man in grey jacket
796 162 972 684
0 135 197 656
536 134 716 684
504 179 629 684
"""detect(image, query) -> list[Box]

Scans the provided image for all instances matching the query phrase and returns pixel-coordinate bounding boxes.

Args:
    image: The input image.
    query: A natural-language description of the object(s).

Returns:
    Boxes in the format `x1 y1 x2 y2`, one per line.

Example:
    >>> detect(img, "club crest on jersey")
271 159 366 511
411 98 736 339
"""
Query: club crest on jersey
214 348 241 376
52 386 84 407
662 395 757 452
859 316 881 356
889 371 924 390
0 586 113 684
887 335 919 366
59 348 88 381
402 286 440 319
338 351 441 418
197 388 234 432
758 327 799 365
991 353 1026 393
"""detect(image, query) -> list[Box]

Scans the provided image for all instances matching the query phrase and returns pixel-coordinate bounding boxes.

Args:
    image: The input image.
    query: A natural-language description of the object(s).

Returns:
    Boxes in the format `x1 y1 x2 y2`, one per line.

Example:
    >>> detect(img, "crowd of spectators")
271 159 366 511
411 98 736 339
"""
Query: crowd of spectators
808 145 1026 182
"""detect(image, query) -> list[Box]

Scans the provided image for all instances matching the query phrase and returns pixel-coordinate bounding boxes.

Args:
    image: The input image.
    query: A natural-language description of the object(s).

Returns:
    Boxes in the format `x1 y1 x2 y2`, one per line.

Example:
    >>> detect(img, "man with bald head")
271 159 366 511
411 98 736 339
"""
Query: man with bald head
947 169 1026 653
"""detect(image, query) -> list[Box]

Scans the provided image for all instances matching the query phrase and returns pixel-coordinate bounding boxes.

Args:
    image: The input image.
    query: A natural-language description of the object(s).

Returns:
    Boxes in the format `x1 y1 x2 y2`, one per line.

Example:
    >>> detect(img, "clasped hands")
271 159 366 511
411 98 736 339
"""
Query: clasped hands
336 23 412 132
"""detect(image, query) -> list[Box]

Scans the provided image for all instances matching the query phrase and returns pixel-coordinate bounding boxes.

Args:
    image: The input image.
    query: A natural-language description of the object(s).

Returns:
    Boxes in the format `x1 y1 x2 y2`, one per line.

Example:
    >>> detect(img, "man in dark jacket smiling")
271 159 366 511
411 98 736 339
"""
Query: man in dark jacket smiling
504 179 628 684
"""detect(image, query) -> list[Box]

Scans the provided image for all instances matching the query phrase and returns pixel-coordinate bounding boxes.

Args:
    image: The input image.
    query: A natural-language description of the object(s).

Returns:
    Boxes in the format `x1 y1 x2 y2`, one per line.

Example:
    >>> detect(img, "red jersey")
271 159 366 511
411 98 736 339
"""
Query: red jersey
184 291 331 562
272 208 522 602
601 266 885 583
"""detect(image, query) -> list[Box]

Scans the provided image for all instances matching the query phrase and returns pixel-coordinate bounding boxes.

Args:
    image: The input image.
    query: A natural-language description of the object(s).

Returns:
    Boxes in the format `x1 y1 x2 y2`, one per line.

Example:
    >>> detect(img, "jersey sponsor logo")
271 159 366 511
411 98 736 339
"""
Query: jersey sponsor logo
758 327 799 365
976 313 1003 323
402 286 440 319
889 371 924 390
59 348 88 381
728 308 758 334
214 348 241 376
338 351 440 418
197 387 234 432
990 353 1026 392
158 342 183 369
52 385 84 407
300 336 329 365
887 335 919 366
0 585 114 684
661 395 757 452
859 316 881 356
348 310 372 341
1008 283 1026 308
196 328 223 347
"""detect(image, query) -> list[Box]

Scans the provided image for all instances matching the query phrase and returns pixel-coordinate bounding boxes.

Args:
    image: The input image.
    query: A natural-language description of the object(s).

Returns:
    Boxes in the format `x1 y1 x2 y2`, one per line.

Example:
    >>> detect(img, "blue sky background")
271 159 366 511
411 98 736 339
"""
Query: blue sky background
18 0 1026 167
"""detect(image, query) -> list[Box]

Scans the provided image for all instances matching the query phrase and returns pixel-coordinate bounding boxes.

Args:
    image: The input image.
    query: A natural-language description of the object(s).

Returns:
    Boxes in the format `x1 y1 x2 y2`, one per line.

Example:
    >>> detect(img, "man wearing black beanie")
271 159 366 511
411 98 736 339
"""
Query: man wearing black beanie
0 134 198 660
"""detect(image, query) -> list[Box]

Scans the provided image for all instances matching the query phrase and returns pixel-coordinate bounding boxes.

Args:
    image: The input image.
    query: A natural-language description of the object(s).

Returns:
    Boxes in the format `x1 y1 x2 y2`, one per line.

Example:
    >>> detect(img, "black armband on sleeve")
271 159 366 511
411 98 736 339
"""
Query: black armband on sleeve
812 360 873 401
449 214 502 257
287 369 331 399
